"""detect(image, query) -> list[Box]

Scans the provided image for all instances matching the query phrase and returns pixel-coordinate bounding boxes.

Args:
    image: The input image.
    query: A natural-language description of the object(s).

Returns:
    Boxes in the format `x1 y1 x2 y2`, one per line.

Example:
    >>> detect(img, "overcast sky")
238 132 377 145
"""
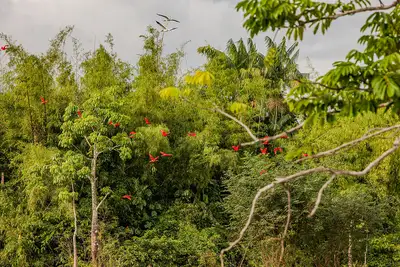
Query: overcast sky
0 0 385 75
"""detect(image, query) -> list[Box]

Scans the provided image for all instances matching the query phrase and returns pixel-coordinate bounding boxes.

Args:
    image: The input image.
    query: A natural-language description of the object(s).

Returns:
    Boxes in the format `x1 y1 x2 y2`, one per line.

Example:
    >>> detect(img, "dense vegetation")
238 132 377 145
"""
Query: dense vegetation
1 1 400 266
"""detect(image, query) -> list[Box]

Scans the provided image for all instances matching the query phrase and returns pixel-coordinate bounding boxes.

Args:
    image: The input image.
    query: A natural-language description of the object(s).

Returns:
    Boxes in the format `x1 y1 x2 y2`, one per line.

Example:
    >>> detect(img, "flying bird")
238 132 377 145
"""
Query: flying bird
129 131 136 138
160 151 173 157
187 132 196 137
157 13 180 23
1 45 8 51
40 96 48 105
122 195 132 200
160 130 169 137
156 21 166 29
149 153 159 163
156 21 178 32
232 145 240 152
274 147 283 155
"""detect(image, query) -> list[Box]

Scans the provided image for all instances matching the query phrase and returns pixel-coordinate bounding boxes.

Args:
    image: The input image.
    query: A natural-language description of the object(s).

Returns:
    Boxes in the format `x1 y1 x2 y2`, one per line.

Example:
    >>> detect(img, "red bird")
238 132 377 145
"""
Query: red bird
40 96 48 105
160 130 169 137
280 133 288 139
77 110 82 118
160 151 173 157
302 153 309 157
114 122 120 128
122 195 132 200
187 132 196 137
129 131 136 138
1 45 8 51
144 117 151 125
260 148 268 155
262 136 269 145
260 170 267 175
149 153 159 163
108 120 113 125
232 145 240 151
274 147 283 155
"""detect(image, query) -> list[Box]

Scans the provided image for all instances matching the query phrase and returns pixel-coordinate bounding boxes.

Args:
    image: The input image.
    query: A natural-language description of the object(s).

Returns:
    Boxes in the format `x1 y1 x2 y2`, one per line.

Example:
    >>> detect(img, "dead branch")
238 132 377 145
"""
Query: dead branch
295 124 400 163
308 174 336 218
219 137 400 267
279 187 291 266
214 107 258 142
96 192 110 211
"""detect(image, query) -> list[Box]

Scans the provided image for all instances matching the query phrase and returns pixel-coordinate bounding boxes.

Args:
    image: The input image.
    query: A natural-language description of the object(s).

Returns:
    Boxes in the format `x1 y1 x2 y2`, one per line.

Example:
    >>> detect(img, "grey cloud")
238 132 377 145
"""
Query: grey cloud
0 0 378 76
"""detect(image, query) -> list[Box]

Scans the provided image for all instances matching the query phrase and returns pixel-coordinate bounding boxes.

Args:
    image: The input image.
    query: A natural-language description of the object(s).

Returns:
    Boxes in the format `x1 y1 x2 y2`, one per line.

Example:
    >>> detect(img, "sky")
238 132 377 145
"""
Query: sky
0 0 384 76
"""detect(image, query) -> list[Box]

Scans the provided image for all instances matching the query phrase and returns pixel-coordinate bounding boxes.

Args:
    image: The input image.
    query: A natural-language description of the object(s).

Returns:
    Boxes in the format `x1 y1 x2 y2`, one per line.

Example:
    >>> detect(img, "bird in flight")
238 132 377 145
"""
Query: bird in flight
157 13 180 23
156 21 178 33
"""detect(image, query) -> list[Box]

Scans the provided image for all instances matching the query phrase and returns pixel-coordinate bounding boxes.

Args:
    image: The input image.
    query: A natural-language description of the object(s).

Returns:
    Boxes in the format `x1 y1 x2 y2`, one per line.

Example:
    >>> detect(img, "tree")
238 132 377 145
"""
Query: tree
218 1 400 266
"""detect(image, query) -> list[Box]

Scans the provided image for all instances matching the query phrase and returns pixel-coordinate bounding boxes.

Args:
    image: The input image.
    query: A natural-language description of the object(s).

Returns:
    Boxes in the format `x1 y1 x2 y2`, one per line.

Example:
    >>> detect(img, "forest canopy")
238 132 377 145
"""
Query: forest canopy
1 1 400 266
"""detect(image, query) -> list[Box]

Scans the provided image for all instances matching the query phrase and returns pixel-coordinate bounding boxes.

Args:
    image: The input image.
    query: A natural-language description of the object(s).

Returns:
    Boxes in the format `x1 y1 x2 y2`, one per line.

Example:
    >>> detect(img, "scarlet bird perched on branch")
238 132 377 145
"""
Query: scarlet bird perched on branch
160 151 172 157
40 97 48 105
144 117 151 125
1 45 8 51
114 122 120 128
280 133 288 139
77 110 82 118
187 132 196 137
108 120 113 126
262 136 269 145
149 154 159 163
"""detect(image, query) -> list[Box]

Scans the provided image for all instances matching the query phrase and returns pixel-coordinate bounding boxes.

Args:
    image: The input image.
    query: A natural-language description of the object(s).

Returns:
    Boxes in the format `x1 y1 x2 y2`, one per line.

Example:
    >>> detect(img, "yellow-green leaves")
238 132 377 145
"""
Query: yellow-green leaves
229 102 248 114
185 70 215 86
159 87 181 99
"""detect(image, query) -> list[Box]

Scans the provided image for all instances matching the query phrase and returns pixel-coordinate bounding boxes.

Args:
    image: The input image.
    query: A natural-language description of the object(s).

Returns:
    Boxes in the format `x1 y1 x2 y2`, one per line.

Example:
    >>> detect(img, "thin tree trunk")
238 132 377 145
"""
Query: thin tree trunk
1 172 4 185
348 220 353 267
364 233 368 267
90 148 99 267
72 183 78 267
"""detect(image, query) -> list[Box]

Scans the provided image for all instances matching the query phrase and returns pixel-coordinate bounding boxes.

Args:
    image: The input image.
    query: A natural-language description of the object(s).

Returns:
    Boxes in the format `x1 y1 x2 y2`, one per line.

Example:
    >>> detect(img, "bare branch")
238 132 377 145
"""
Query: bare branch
279 187 291 266
308 174 336 218
219 137 400 266
241 123 305 147
214 107 258 142
84 136 92 148
298 1 399 25
295 124 400 163
96 192 110 211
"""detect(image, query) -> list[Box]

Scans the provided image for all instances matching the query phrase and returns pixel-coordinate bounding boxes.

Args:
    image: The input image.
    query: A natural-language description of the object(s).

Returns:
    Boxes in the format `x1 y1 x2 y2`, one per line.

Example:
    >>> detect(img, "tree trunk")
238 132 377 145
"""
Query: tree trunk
72 183 78 267
1 172 4 185
348 220 353 267
90 149 99 267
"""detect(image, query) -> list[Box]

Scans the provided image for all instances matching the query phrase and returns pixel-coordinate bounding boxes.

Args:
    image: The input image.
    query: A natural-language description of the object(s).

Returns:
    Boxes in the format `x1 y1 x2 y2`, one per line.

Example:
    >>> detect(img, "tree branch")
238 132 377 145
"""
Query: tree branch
214 107 258 142
308 174 336 218
96 192 110 211
279 187 291 266
295 124 400 163
219 137 400 267
298 1 399 25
